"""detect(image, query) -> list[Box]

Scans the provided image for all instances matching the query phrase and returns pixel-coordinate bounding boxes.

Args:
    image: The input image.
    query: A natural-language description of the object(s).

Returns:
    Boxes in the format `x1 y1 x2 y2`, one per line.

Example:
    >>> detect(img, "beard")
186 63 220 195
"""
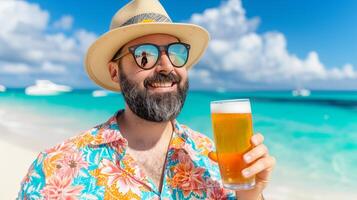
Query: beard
119 70 189 122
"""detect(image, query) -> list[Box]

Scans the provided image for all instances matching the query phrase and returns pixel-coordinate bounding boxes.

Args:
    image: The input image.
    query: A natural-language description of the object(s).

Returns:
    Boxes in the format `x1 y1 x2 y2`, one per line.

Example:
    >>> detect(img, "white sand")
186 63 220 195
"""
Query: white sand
0 105 85 199
264 179 357 200
0 139 37 199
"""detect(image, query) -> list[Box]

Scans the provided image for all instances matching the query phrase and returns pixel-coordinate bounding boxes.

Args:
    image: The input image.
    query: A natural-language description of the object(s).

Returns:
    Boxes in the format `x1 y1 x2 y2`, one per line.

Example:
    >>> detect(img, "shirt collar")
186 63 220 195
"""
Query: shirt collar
86 109 126 146
87 109 189 148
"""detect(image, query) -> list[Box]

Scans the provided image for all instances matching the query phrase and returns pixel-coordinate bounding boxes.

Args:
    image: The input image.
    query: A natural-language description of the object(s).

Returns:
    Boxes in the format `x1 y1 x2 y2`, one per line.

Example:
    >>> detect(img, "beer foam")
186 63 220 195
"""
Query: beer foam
211 99 251 113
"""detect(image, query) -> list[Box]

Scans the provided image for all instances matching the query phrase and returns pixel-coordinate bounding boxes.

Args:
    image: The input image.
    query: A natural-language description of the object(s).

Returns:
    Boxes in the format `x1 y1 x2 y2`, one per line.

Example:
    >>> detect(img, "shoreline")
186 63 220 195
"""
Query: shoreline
0 105 88 199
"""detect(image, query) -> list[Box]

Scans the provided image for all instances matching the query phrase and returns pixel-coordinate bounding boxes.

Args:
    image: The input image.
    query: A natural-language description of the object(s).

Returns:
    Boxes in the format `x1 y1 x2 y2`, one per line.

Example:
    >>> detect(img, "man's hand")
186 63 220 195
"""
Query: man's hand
235 133 276 200
208 133 276 200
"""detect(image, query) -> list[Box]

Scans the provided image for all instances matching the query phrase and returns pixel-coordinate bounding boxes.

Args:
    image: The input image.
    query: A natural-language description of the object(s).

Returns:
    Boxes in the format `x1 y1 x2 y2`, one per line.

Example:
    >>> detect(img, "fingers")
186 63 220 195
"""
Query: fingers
251 133 264 146
210 133 266 163
243 144 268 164
242 133 276 180
242 156 276 178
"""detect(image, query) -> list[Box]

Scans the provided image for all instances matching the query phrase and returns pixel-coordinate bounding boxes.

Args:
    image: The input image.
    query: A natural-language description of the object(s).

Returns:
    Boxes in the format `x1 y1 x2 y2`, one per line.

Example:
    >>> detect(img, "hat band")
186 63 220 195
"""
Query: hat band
121 12 172 27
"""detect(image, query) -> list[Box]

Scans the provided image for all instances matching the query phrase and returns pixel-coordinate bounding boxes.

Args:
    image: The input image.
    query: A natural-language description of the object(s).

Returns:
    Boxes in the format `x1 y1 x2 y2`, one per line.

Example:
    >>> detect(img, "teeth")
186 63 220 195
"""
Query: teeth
150 82 173 88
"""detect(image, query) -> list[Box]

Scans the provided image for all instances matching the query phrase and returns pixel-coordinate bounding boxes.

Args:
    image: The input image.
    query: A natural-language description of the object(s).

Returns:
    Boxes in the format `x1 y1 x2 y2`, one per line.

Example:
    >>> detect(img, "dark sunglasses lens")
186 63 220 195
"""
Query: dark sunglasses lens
134 44 159 69
168 44 189 67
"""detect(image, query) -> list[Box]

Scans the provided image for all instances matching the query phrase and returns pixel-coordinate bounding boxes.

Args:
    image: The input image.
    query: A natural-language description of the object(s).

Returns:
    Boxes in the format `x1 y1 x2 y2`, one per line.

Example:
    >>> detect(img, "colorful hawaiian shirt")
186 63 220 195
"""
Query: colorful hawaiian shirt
18 109 236 199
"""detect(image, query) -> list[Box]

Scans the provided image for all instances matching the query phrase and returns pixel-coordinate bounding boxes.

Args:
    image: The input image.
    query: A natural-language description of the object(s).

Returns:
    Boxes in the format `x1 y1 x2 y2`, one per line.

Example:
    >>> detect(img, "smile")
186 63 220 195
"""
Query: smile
148 81 176 88
147 81 177 92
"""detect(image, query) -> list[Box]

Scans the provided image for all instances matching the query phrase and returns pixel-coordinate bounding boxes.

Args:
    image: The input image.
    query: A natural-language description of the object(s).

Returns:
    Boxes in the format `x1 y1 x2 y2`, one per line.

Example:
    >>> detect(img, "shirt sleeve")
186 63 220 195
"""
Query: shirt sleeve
17 152 47 200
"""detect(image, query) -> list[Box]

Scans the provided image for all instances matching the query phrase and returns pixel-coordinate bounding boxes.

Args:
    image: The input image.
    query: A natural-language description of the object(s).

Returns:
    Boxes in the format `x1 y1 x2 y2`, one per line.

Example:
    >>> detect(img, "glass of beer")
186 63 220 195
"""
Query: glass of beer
210 99 255 190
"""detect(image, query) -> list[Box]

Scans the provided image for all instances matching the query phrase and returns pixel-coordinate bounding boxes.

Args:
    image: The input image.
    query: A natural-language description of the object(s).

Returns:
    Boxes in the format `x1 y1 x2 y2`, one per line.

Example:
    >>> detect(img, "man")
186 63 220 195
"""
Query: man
18 0 275 199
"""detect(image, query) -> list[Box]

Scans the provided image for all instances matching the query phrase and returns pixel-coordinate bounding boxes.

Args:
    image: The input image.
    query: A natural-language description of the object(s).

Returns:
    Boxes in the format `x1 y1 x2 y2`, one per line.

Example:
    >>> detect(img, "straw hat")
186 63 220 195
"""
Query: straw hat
85 0 210 91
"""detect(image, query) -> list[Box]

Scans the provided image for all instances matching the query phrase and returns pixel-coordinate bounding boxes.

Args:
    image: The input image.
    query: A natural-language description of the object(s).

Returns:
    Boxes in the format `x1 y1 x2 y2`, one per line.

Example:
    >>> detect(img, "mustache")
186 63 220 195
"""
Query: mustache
143 72 181 88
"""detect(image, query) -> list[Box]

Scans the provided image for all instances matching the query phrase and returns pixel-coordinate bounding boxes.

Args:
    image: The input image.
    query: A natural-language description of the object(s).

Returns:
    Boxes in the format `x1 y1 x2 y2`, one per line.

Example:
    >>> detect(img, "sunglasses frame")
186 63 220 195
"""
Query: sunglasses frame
112 42 191 70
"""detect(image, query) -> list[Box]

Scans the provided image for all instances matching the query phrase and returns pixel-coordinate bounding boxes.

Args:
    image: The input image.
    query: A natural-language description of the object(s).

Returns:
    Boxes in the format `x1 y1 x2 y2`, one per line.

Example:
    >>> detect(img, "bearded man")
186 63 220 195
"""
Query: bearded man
18 0 275 199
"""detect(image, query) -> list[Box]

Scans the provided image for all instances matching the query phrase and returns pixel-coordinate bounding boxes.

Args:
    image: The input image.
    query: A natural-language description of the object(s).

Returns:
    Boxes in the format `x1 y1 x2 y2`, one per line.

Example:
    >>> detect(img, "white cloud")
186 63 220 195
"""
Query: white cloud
74 29 98 53
189 0 357 90
0 62 32 74
0 0 97 87
0 60 67 74
41 62 67 74
189 69 213 85
53 15 73 30
0 1 48 35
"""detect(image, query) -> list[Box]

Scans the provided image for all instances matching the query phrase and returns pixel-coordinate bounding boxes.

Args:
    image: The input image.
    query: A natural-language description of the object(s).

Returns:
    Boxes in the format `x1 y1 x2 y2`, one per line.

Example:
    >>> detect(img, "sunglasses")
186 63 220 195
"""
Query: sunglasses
112 42 191 70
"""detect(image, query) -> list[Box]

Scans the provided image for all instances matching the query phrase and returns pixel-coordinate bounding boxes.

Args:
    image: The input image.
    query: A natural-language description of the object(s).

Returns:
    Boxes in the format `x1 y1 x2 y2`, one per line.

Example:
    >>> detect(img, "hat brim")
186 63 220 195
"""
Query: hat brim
85 22 210 92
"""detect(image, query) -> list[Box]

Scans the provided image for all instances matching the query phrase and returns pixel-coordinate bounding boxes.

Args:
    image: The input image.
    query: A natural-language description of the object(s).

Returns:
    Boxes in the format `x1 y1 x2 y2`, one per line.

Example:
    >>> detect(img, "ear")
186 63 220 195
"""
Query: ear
108 61 120 83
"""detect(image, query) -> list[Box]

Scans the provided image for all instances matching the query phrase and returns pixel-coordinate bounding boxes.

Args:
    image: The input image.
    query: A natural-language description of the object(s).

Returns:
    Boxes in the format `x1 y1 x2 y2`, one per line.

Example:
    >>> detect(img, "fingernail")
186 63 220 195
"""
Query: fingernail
244 155 251 163
242 169 250 178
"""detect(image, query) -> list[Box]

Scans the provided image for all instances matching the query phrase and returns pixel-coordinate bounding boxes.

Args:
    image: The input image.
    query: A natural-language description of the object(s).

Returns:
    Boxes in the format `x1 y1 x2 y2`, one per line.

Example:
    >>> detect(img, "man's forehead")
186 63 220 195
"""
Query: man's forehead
124 33 180 47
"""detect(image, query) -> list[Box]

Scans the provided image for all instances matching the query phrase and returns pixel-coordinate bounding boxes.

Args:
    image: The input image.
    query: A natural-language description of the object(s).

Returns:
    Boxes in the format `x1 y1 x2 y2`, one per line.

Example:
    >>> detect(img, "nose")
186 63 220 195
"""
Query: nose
155 50 174 74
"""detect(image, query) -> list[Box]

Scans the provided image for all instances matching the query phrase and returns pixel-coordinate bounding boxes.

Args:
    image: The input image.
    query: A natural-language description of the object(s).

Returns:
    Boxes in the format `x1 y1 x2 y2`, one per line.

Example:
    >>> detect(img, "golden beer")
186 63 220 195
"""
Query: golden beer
211 99 255 190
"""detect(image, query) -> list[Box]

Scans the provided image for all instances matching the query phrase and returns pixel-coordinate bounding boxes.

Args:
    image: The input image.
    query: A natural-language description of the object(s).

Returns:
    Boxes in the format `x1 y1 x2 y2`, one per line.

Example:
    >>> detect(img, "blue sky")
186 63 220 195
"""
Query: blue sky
1 0 357 90
27 0 357 68
243 0 357 68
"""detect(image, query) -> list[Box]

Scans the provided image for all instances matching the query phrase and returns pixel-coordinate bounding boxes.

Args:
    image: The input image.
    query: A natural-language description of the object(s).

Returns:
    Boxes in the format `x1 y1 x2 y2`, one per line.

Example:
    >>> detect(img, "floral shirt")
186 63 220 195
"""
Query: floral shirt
18 110 236 200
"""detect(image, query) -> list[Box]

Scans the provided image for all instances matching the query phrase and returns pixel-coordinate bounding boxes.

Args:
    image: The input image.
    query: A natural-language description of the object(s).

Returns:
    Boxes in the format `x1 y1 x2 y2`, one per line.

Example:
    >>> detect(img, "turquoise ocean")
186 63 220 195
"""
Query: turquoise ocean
1 89 357 198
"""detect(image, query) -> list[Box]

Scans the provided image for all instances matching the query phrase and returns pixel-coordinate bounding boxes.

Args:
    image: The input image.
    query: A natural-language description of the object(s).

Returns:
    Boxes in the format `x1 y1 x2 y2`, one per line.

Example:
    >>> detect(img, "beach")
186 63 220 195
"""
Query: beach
0 103 83 198
1 90 357 199
0 139 37 198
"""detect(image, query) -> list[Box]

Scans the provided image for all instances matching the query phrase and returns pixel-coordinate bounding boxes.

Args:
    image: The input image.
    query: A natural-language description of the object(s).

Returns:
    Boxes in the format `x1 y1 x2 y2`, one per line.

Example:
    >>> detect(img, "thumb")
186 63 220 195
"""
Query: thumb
208 151 218 162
